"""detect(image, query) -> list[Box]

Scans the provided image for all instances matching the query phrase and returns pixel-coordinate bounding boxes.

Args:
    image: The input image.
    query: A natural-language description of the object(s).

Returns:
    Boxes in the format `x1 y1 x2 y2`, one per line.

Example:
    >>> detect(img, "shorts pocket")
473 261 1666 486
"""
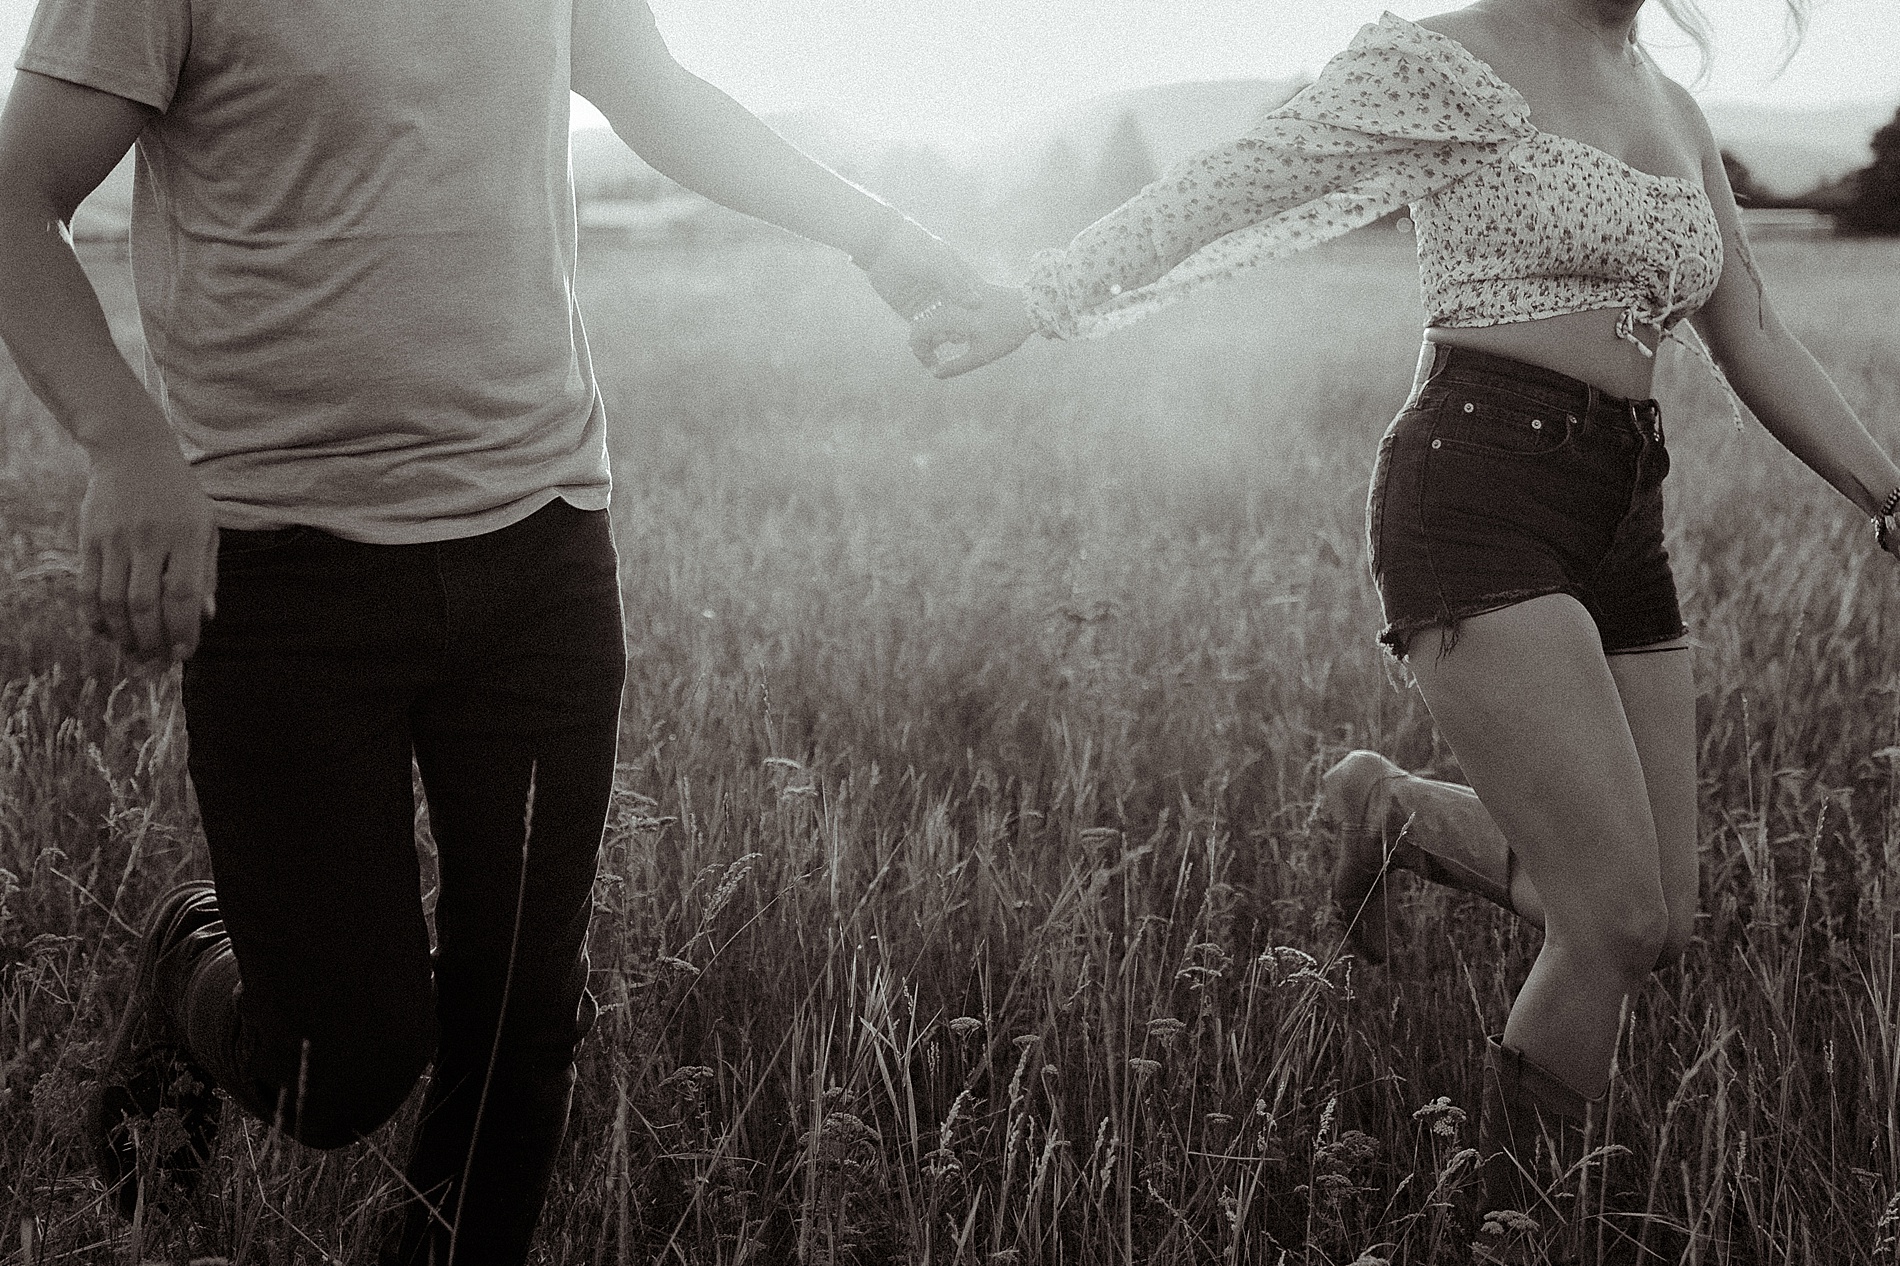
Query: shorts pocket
1366 425 1398 571
1429 393 1577 457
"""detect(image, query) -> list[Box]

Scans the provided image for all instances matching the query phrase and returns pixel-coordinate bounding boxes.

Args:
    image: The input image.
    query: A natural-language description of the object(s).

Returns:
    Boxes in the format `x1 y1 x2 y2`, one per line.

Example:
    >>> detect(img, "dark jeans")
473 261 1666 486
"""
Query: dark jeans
180 497 625 1265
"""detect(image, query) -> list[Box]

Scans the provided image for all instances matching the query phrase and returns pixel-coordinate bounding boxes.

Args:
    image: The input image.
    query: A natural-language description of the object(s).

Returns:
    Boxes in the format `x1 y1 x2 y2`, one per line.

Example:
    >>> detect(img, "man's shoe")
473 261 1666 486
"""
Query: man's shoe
87 881 228 1217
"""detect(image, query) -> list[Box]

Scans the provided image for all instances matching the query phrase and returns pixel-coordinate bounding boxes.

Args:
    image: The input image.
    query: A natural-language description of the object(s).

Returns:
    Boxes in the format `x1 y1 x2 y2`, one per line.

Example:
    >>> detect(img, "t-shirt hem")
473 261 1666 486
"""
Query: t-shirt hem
211 485 614 546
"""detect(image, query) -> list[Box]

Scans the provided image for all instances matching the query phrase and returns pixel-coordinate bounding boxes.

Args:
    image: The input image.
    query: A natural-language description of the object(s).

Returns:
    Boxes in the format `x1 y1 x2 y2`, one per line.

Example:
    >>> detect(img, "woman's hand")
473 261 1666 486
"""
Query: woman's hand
909 283 1034 379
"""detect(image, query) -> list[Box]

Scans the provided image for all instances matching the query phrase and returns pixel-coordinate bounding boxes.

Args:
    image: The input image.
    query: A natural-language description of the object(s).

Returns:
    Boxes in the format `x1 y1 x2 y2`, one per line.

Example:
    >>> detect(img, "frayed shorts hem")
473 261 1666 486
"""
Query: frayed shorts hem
1376 585 1571 663
1377 586 1689 663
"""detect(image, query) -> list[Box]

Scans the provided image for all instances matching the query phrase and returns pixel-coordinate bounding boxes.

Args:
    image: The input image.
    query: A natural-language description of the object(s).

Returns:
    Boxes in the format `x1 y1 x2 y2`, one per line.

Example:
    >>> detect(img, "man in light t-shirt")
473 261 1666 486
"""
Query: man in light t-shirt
0 2 977 1261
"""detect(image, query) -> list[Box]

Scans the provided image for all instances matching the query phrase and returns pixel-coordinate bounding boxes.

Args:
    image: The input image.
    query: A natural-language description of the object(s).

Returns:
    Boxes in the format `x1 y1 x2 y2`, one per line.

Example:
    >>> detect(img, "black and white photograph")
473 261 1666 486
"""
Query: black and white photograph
1 0 1897 1261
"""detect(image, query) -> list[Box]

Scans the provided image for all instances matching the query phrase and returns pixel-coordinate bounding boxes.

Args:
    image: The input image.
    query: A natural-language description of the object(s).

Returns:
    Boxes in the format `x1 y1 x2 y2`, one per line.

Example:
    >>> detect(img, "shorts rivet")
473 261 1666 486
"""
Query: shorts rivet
1463 402 1475 413
1431 439 1442 449
1531 418 1543 429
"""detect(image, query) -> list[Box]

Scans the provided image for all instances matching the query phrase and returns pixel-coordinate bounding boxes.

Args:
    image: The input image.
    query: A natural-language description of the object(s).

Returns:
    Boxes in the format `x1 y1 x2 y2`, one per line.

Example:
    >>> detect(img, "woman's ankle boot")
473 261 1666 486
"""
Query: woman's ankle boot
1475 1036 1600 1263
1320 750 1518 964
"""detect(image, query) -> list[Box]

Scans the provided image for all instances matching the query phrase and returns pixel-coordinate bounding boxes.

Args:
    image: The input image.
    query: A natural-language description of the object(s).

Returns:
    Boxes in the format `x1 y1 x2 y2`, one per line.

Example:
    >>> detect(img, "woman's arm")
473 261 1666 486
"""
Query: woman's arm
1681 85 1900 530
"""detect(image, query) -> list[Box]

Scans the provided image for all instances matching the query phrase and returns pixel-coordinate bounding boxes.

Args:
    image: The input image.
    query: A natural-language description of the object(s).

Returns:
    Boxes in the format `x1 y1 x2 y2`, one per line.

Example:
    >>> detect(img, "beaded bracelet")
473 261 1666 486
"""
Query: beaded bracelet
1874 486 1900 550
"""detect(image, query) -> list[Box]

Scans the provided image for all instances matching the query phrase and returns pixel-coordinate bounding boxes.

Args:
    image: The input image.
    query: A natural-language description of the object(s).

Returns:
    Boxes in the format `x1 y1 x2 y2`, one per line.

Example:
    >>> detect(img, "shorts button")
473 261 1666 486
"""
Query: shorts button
1531 418 1543 430
1431 439 1442 449
1463 403 1475 413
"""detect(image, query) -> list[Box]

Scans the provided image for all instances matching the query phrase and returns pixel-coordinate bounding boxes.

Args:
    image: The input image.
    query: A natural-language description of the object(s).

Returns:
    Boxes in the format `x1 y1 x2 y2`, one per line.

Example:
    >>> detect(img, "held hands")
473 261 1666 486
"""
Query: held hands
856 220 1032 378
79 439 218 661
908 283 1034 379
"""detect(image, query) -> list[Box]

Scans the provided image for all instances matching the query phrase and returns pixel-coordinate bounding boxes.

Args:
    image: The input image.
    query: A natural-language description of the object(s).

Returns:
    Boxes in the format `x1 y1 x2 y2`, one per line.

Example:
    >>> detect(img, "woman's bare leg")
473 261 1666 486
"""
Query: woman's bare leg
1404 594 1670 1097
1605 642 1698 966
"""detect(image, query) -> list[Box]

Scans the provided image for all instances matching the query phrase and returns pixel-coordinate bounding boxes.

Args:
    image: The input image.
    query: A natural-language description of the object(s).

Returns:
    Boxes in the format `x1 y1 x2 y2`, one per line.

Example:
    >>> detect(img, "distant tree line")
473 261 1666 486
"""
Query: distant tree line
869 109 1161 264
1723 101 1900 236
581 96 1900 250
1838 105 1900 235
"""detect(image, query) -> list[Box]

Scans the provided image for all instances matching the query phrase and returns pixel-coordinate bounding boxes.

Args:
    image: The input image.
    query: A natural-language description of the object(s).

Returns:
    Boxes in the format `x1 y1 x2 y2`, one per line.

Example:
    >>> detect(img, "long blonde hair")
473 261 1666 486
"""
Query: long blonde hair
1649 0 1814 81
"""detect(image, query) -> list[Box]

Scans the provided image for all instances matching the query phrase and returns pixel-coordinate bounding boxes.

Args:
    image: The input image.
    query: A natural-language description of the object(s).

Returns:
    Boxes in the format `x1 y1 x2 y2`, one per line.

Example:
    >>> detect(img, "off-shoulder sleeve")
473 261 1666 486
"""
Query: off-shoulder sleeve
1023 13 1536 340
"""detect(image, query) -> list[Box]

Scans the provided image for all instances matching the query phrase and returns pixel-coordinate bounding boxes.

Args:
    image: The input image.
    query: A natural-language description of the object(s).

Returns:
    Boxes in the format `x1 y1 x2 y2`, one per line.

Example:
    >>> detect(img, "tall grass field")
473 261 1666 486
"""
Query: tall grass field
3 227 1900 1264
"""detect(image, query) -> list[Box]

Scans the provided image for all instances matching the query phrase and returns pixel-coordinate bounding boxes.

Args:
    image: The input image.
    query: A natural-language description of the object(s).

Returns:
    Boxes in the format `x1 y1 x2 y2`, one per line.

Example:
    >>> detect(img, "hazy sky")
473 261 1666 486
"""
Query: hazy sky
4 0 1895 146
634 0 1899 144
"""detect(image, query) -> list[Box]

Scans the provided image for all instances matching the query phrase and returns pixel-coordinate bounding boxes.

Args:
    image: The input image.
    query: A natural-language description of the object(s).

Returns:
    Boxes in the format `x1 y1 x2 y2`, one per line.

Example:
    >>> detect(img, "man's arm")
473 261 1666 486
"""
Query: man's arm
570 2 980 321
0 70 217 658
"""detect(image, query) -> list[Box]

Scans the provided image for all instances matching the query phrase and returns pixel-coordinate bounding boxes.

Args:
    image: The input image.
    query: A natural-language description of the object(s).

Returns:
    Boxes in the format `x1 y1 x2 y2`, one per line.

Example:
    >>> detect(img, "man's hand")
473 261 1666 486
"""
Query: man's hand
861 221 986 322
909 283 1035 379
79 440 219 660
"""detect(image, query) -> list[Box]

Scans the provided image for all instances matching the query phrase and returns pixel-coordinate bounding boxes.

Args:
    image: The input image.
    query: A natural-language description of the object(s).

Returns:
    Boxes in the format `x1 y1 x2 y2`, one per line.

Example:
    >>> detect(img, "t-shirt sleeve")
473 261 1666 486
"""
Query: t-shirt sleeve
15 0 190 112
1022 20 1537 340
568 0 669 104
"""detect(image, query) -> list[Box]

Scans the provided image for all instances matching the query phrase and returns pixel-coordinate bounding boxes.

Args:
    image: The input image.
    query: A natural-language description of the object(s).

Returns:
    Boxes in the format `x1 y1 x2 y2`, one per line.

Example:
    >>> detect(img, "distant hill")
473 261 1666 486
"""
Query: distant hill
974 78 1309 191
71 86 1897 241
1703 99 1893 198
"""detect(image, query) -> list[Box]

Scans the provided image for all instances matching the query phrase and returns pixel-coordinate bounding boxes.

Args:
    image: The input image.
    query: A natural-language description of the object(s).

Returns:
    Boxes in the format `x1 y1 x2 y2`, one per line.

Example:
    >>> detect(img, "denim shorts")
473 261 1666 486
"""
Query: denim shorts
1367 343 1687 660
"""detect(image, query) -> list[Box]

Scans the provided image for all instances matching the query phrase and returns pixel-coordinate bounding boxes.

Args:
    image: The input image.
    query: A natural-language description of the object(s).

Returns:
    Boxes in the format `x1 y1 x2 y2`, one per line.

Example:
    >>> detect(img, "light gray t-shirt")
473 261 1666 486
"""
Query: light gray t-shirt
20 0 657 542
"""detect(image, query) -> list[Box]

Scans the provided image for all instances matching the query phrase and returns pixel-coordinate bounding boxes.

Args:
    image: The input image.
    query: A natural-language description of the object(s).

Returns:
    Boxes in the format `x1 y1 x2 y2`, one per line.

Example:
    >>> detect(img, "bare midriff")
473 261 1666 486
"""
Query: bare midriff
1423 308 1664 402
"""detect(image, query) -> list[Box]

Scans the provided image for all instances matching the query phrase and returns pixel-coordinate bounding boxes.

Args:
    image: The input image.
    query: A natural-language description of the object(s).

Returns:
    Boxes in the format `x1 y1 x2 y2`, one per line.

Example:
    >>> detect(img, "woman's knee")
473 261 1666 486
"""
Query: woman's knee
1553 890 1672 978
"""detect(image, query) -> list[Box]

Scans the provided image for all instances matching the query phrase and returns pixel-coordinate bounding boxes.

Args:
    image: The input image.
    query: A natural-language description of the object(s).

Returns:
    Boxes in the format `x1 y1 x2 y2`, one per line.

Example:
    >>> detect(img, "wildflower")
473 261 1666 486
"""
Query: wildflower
1205 1112 1234 1130
1478 1208 1541 1237
1305 1171 1359 1208
661 1064 714 1088
1316 1129 1380 1171
1146 1017 1187 1045
948 1016 983 1040
1176 940 1233 989
1128 1058 1162 1078
1012 1034 1041 1051
1412 1095 1468 1138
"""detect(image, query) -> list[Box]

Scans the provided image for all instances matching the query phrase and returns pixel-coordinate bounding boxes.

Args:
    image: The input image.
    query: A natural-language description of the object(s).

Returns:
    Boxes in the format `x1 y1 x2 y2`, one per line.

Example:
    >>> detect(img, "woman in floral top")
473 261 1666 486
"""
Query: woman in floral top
916 0 1895 1250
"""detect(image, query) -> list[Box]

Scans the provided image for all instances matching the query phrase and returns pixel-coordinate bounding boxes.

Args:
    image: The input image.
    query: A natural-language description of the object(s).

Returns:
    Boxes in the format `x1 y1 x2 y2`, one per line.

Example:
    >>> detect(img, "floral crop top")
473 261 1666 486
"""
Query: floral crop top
1023 12 1741 370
